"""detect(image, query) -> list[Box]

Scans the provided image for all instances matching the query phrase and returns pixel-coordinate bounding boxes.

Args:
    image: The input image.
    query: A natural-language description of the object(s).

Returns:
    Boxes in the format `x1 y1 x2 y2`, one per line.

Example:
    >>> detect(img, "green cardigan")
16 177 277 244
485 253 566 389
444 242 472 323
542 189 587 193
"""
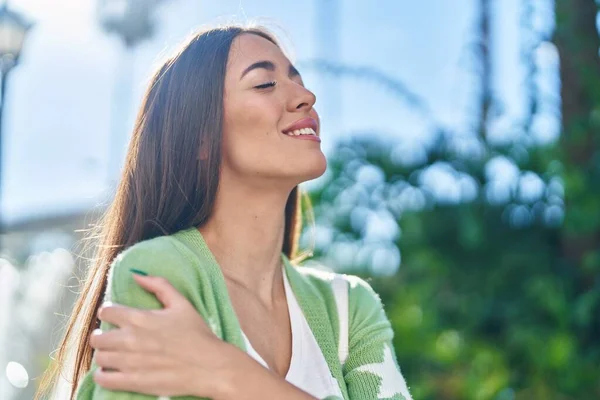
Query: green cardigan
76 227 410 400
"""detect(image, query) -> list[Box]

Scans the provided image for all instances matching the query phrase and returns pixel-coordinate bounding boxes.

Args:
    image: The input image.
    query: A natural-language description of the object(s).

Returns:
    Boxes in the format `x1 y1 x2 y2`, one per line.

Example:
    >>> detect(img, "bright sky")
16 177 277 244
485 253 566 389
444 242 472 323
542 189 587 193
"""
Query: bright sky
2 0 555 226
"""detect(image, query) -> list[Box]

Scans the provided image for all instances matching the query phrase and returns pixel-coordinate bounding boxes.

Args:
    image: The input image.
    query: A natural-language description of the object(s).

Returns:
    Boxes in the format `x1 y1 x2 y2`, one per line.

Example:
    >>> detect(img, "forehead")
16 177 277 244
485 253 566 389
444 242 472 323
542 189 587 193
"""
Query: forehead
227 33 289 76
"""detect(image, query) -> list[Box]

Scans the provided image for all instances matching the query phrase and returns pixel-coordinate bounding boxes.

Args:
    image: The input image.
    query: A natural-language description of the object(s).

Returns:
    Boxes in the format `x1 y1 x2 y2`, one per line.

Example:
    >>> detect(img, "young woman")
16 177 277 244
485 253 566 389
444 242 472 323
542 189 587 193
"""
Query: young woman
37 25 412 400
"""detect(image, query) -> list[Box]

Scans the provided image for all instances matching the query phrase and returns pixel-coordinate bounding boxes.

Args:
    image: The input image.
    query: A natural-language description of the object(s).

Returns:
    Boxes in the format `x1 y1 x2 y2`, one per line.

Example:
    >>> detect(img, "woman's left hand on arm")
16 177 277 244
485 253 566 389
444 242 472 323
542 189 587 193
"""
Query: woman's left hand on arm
91 273 319 400
91 273 237 398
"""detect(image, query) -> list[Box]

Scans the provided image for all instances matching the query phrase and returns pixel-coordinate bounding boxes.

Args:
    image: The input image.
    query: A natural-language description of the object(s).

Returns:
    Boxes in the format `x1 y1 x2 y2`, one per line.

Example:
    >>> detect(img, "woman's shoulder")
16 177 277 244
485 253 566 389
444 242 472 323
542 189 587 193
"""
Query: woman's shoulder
106 229 205 305
293 260 383 308
111 233 191 274
292 261 390 343
113 225 211 269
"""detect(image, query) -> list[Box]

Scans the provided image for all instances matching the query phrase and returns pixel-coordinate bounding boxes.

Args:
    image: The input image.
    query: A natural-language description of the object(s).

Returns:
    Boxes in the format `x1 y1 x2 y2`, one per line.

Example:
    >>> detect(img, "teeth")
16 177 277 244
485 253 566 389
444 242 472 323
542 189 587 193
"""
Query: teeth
286 128 316 136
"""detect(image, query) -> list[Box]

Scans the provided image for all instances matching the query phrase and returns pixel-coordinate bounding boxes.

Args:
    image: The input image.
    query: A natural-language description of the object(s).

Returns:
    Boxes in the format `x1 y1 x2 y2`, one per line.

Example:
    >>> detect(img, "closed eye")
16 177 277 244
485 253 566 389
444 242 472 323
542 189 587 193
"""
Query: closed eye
254 81 277 90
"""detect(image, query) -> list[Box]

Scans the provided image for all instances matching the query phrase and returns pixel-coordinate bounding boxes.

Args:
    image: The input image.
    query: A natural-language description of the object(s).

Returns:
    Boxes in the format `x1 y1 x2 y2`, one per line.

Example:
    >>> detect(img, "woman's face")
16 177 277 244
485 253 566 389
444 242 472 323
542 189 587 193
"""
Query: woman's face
221 33 327 188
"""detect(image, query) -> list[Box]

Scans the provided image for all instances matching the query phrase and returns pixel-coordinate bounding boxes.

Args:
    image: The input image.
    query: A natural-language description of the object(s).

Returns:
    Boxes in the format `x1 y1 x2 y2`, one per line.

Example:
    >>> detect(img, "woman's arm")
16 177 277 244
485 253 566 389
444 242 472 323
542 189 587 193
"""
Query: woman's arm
213 347 319 400
342 276 412 400
92 275 328 400
80 237 331 399
76 237 211 399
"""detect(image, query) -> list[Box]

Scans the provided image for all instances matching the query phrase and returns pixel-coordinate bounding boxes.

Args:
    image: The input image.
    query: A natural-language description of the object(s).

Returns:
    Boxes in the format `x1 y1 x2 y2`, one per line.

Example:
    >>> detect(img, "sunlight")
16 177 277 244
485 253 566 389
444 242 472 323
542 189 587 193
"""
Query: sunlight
6 361 28 388
11 0 94 23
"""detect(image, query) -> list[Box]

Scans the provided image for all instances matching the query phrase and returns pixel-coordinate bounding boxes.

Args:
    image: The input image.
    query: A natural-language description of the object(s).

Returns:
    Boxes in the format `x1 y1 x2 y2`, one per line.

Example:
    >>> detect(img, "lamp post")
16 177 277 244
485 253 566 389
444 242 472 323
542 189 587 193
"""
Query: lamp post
97 0 161 186
97 0 159 47
0 1 32 251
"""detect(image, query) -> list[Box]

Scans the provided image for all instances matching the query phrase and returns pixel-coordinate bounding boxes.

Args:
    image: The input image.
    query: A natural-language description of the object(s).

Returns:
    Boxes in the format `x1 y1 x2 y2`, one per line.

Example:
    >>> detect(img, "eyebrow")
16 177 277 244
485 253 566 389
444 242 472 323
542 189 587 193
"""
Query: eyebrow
240 60 301 80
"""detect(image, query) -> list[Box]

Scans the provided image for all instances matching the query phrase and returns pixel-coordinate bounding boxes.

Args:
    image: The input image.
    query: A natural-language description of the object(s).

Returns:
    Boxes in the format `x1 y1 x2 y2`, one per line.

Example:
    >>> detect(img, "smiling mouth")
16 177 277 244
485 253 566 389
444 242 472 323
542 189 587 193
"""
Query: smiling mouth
281 117 319 138
283 127 318 137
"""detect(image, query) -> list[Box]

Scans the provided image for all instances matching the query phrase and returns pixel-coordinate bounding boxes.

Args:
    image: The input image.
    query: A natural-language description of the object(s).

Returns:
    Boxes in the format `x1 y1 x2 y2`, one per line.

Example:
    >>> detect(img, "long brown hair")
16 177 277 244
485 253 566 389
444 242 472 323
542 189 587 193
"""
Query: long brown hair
36 24 310 400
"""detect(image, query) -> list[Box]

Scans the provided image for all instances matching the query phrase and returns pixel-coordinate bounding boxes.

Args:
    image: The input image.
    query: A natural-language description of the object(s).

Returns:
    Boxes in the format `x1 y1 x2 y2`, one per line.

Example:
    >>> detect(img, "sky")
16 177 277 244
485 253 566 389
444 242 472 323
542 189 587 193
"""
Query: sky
2 0 553 228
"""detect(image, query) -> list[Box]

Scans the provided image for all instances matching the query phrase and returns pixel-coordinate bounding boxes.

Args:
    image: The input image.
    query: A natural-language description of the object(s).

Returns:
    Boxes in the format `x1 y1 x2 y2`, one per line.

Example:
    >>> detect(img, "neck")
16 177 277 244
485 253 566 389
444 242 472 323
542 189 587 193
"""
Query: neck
199 180 295 302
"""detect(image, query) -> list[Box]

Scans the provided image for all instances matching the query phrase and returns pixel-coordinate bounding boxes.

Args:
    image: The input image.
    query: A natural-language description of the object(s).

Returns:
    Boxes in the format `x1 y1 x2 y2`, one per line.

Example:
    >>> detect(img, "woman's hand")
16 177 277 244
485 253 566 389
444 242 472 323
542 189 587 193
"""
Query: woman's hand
90 273 238 398
90 273 319 400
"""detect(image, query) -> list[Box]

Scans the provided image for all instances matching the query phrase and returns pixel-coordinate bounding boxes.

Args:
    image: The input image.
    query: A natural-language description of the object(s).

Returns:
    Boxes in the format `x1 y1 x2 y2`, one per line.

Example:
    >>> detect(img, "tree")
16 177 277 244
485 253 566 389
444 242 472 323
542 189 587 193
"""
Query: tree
554 0 600 277
304 1 600 398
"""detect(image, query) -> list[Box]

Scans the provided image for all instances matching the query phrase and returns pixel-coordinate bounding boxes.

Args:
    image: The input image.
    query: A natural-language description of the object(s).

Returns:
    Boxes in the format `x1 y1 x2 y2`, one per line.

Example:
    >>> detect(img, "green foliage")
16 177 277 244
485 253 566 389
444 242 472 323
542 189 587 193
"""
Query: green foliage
302 1 600 397
306 135 600 399
301 2 600 398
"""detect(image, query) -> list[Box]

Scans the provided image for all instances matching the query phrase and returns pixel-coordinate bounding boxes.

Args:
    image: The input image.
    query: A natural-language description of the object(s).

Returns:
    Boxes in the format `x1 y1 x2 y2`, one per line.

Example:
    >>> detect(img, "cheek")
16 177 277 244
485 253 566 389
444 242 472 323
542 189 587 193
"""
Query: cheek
224 93 282 139
222 96 284 171
221 93 326 182
233 100 278 132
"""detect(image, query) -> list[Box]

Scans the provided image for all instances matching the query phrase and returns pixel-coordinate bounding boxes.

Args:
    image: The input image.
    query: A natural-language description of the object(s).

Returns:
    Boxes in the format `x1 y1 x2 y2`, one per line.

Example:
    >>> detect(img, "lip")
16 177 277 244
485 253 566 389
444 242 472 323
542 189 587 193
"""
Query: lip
282 117 319 136
290 134 321 142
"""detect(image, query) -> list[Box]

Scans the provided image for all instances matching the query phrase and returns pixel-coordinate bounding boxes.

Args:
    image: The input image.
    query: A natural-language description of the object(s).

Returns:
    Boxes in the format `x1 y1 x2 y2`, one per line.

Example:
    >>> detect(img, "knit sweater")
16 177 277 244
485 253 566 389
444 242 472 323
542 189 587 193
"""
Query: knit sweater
75 227 412 400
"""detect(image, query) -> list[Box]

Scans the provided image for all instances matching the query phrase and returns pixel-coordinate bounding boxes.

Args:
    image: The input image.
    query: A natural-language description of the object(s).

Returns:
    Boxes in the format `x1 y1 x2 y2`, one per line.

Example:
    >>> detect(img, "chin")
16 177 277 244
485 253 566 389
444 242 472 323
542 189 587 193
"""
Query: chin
297 154 327 183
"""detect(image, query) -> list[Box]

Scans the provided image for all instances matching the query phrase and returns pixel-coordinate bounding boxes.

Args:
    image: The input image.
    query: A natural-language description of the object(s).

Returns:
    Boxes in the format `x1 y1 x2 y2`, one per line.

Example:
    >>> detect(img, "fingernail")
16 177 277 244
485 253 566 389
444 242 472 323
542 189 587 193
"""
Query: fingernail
130 268 149 276
100 301 113 309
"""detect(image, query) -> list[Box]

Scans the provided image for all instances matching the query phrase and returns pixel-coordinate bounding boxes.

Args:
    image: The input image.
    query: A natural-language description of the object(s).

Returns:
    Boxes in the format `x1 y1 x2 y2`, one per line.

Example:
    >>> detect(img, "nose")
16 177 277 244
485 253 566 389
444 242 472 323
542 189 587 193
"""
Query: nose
287 83 316 112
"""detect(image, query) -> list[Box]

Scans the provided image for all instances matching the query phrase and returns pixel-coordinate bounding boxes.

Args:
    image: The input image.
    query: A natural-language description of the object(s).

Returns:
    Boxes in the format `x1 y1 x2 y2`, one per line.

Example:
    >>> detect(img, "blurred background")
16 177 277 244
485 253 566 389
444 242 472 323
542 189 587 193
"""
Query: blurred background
0 0 598 399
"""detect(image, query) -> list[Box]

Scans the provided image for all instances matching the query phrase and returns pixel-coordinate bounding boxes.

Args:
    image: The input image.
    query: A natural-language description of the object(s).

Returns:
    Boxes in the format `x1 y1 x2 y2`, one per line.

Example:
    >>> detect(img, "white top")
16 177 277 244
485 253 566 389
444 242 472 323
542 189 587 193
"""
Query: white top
241 270 344 399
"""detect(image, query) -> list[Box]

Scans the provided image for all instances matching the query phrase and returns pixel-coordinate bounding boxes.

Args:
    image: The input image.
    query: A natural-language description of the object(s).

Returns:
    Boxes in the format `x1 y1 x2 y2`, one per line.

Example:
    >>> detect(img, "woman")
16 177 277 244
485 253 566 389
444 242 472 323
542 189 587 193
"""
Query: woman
37 25 412 400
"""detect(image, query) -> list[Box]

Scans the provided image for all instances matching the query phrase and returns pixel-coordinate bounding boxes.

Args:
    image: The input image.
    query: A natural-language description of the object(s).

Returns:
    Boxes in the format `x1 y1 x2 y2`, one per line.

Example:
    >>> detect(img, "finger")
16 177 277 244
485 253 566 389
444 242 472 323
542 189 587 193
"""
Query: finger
94 350 173 371
90 328 131 351
91 327 165 356
90 328 152 352
94 350 123 370
94 368 170 396
94 368 136 393
98 302 147 328
131 274 187 309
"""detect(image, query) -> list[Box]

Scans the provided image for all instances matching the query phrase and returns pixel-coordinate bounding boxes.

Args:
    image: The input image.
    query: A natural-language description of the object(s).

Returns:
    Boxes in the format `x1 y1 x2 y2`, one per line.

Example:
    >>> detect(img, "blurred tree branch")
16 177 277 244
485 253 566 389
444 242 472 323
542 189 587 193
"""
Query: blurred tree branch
476 0 492 143
300 59 443 128
553 0 600 267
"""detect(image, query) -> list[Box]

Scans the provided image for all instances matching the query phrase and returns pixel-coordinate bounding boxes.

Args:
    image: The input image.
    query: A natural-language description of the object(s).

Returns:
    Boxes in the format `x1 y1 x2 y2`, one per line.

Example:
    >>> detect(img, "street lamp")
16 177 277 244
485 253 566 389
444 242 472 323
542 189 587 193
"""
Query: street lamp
97 0 160 48
0 2 32 250
96 0 162 185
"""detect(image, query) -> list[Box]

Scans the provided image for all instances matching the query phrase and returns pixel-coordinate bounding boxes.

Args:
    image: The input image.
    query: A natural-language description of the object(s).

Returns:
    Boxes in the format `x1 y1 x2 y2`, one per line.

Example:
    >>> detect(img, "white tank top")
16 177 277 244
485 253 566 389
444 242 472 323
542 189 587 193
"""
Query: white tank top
241 270 344 399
